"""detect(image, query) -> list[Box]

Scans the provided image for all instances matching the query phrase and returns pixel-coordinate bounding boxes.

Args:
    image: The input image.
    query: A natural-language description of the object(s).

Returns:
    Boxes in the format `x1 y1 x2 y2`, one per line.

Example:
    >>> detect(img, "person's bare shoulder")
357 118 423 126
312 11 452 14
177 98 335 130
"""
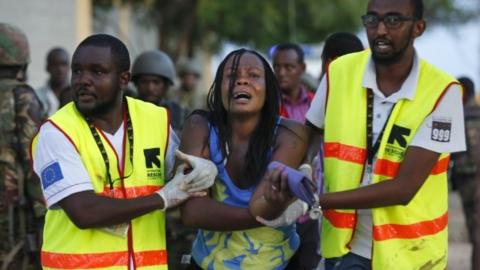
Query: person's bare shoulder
271 117 309 167
183 112 209 132
180 111 210 158
277 117 309 143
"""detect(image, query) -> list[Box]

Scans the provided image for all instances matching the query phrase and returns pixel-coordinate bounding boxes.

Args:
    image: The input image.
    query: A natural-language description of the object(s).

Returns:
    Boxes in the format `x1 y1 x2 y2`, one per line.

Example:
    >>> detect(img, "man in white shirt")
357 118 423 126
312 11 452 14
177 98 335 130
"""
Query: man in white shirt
303 0 465 269
36 47 70 116
32 34 217 269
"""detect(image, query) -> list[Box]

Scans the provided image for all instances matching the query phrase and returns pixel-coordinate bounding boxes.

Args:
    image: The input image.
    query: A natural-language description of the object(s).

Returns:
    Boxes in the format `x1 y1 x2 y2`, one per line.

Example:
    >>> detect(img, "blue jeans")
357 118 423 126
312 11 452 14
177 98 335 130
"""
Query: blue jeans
325 253 371 270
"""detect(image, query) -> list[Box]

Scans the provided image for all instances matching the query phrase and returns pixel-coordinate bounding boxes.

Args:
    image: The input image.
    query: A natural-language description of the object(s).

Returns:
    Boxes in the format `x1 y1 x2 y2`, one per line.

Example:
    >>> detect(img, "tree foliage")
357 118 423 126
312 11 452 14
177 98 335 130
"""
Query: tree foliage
93 0 477 59
197 0 366 50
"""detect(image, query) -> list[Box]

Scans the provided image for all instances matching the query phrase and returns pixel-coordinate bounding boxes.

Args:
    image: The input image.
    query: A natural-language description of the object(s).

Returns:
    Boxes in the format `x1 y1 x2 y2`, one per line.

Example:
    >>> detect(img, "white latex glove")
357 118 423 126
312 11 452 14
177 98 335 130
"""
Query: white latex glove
298 163 313 180
175 150 218 192
256 199 308 228
156 164 206 210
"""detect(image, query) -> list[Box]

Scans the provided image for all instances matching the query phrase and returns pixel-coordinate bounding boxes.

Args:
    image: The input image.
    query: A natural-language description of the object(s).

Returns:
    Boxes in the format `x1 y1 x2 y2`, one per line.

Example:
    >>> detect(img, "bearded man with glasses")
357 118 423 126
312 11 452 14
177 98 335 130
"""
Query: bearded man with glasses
293 0 466 269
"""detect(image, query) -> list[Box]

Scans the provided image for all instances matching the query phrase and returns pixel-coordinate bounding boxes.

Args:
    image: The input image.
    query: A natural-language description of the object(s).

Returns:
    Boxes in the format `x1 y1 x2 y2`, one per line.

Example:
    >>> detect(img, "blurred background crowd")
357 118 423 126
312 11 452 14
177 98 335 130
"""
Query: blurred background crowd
0 0 478 97
0 0 479 269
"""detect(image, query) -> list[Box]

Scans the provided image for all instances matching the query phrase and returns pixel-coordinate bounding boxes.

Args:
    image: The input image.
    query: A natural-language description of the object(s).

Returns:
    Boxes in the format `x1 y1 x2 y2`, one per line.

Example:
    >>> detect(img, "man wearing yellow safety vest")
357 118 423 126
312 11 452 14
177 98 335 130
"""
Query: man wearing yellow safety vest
304 0 465 269
31 34 218 270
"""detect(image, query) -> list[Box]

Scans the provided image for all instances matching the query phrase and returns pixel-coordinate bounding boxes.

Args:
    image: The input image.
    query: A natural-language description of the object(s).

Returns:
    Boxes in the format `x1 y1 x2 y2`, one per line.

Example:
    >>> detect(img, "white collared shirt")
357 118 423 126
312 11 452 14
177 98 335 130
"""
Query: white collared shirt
33 122 179 208
306 53 466 259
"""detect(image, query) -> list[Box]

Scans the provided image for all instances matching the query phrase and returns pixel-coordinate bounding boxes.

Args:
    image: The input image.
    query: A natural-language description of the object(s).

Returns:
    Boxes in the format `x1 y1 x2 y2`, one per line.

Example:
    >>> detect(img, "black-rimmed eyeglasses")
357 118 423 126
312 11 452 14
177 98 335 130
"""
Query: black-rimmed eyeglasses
361 14 415 29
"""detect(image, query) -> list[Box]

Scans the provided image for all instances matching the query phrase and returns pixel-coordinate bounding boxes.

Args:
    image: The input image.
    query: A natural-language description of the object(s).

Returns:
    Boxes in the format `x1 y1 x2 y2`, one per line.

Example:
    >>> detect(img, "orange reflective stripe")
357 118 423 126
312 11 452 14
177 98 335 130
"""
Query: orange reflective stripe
373 212 448 241
375 157 449 178
431 156 450 175
135 250 168 266
100 185 162 198
324 209 356 229
42 251 128 269
42 250 167 269
373 159 400 178
324 142 366 165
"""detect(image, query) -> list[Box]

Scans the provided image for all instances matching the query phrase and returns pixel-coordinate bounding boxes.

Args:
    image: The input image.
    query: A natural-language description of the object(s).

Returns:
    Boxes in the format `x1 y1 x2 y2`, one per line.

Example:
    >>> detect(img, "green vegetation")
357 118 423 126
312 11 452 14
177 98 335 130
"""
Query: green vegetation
94 0 477 59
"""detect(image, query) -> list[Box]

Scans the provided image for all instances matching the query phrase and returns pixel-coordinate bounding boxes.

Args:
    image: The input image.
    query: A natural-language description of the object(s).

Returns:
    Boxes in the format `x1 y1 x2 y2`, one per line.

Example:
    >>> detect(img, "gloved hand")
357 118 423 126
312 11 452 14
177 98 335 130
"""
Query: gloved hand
297 163 315 223
175 150 218 192
298 163 313 180
156 164 207 210
256 199 308 228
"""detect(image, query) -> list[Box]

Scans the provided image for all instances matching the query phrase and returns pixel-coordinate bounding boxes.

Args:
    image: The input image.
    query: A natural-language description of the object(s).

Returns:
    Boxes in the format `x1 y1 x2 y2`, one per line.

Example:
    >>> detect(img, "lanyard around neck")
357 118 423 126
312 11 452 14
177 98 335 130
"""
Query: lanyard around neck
85 104 134 189
366 88 396 168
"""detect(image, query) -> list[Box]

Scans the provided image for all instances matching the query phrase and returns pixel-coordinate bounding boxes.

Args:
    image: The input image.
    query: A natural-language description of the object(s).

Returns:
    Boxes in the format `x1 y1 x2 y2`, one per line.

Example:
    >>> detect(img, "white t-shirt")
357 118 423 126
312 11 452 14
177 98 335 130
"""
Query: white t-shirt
36 83 60 116
33 121 179 208
306 54 466 259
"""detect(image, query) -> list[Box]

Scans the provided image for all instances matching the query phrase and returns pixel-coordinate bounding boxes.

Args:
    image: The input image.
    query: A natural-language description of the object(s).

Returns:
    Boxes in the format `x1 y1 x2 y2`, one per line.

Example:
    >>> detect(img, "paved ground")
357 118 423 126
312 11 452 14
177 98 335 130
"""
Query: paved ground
448 191 472 270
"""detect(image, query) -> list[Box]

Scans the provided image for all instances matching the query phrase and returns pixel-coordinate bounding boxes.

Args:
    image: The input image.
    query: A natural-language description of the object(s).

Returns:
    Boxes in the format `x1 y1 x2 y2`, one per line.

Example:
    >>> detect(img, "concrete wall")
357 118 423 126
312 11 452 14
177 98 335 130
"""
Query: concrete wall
0 0 92 89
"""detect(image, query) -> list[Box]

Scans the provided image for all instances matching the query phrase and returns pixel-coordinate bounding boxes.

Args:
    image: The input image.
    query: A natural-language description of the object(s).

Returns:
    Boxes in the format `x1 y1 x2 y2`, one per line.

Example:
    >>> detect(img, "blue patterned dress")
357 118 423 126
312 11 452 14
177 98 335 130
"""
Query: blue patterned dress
191 120 300 269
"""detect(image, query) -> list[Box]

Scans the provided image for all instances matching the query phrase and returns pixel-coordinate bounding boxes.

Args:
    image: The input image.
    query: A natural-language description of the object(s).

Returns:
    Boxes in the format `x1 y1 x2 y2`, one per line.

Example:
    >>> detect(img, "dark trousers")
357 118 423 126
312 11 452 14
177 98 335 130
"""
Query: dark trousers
325 253 371 270
285 219 321 269
186 259 203 270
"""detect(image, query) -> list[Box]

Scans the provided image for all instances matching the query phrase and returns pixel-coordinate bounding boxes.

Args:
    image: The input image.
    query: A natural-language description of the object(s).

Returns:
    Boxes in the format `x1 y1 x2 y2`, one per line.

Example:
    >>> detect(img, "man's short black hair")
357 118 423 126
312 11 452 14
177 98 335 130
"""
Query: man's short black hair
46 47 69 64
274 43 304 63
322 32 364 61
458 76 475 103
76 34 130 73
411 0 424 19
368 0 424 20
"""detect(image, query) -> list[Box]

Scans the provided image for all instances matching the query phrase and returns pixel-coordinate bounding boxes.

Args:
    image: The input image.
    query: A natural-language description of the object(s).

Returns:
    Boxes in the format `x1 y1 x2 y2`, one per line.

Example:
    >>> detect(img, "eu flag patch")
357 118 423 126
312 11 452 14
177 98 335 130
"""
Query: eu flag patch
41 162 64 189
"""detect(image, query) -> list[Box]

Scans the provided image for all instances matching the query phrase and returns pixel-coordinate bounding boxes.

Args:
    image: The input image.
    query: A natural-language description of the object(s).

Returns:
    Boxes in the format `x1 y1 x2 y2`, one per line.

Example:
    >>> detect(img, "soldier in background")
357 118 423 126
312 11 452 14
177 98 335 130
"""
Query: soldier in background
450 76 480 268
132 51 193 269
451 77 477 228
36 47 70 116
169 59 205 110
0 22 45 270
474 112 480 270
132 50 189 135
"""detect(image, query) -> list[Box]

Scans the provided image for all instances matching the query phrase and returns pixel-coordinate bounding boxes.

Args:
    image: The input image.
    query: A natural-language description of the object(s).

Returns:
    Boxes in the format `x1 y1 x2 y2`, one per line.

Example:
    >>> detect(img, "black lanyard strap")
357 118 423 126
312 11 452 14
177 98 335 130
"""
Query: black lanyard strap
86 103 134 189
366 88 396 167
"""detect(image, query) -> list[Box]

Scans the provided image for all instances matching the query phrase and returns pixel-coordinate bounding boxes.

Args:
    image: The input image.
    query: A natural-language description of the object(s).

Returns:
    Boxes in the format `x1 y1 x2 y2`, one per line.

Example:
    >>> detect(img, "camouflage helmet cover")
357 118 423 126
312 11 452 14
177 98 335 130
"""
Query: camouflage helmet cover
131 50 176 86
0 23 30 66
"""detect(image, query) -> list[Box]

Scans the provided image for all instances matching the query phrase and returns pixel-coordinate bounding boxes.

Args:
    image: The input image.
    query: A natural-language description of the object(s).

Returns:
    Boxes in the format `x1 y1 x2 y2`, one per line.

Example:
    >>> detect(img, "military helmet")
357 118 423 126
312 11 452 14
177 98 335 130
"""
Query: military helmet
0 23 30 66
178 59 202 77
131 50 176 85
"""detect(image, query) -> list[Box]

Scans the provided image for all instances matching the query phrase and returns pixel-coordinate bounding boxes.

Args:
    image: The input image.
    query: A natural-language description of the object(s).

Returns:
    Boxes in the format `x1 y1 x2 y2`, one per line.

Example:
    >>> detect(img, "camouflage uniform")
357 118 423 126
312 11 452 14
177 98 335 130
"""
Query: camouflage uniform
169 59 206 111
461 105 480 270
450 103 480 268
451 105 480 230
159 99 190 135
0 23 45 270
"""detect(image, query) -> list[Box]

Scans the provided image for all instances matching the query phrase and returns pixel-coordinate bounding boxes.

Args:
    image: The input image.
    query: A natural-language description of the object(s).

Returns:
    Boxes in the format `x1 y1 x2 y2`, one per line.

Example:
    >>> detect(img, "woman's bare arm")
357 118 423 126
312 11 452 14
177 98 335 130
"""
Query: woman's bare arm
249 118 309 219
179 114 262 231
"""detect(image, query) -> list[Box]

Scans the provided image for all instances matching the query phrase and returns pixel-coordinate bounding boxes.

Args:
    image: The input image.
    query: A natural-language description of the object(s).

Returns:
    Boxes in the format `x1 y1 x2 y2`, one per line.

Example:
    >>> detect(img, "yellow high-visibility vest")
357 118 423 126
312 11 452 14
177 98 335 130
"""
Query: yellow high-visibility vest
31 97 170 269
321 50 458 269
